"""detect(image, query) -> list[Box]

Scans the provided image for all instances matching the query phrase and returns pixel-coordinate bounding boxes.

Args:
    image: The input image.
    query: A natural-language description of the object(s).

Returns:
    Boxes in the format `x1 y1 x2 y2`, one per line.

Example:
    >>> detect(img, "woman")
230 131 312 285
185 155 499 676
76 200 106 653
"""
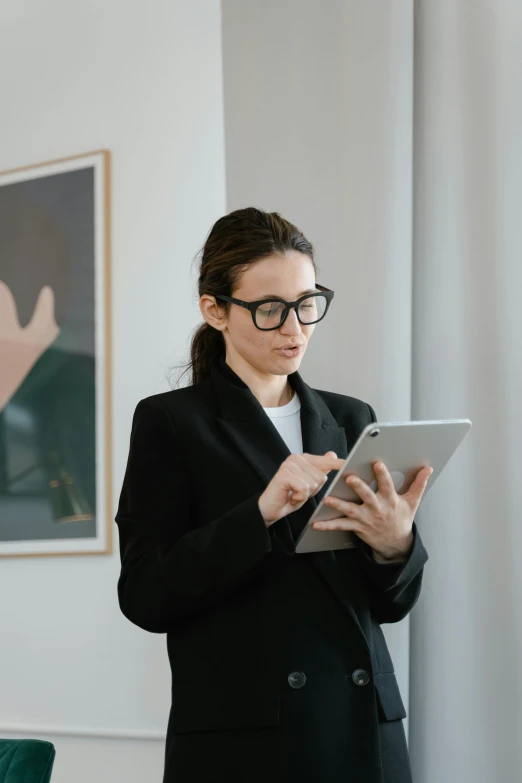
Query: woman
115 207 431 783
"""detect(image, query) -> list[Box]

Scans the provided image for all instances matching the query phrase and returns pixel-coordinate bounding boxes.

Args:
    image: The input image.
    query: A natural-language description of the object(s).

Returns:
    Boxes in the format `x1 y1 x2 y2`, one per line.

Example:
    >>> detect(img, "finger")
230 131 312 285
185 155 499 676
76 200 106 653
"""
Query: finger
286 464 332 503
312 516 362 533
25 286 60 345
344 474 380 512
289 455 332 491
286 459 326 497
404 466 433 507
0 281 21 331
280 467 310 503
305 452 346 473
371 461 396 501
322 495 365 521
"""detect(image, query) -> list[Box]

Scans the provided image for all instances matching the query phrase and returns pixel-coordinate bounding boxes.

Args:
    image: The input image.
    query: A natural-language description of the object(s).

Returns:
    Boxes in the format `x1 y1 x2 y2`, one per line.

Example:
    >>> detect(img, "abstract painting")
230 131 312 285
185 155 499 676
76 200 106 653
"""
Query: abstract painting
0 150 111 556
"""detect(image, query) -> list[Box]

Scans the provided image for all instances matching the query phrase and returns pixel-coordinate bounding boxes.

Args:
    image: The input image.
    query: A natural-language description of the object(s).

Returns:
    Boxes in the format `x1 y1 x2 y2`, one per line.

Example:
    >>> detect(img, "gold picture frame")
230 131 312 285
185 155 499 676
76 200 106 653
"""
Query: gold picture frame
0 150 112 557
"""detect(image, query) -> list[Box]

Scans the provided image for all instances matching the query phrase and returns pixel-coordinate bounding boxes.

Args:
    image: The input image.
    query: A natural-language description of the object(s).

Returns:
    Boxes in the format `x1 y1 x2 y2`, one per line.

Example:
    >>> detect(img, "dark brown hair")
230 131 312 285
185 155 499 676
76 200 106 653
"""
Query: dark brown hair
171 207 317 387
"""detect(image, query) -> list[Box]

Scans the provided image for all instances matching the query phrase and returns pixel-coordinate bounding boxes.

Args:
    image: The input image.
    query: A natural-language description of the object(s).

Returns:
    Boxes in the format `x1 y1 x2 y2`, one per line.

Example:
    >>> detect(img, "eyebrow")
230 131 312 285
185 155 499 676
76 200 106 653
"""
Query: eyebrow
258 288 318 299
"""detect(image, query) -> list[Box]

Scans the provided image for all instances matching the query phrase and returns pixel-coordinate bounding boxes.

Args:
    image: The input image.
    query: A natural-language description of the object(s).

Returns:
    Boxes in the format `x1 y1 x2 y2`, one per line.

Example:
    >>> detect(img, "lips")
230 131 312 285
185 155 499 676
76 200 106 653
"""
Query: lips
275 345 302 357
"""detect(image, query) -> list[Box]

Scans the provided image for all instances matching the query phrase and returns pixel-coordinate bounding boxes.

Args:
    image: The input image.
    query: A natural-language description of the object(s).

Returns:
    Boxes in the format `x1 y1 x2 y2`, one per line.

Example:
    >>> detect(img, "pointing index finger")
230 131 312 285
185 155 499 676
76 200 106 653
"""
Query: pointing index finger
306 453 345 472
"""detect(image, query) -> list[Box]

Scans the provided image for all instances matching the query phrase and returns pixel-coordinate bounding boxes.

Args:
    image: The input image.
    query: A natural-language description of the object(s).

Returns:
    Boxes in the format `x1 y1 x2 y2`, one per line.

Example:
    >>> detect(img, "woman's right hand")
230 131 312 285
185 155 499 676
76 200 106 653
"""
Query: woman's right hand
258 451 346 527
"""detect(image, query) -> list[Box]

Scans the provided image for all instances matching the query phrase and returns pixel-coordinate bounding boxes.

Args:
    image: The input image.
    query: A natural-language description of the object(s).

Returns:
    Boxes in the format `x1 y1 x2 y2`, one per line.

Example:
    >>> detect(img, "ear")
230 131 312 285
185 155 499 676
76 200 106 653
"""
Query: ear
199 294 227 332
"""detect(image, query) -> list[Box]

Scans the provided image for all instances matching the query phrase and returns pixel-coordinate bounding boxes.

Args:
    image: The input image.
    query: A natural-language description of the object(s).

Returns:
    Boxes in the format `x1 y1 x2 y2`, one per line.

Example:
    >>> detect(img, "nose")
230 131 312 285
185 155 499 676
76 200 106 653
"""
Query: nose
280 307 303 335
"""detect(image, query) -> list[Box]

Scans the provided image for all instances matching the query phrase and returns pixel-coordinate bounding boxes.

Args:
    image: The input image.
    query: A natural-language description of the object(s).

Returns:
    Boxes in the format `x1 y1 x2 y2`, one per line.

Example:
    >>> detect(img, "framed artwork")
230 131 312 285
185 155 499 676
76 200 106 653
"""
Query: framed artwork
0 150 112 556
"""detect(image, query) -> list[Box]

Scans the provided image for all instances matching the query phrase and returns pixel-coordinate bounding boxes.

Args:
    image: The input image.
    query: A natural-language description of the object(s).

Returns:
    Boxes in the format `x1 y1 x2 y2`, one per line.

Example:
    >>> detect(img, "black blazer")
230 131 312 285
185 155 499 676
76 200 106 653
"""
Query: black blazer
115 354 429 783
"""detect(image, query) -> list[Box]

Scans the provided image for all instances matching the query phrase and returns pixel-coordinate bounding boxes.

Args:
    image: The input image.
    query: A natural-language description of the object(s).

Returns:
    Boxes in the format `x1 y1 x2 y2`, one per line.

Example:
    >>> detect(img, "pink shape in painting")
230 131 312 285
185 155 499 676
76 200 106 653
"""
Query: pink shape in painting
0 281 60 411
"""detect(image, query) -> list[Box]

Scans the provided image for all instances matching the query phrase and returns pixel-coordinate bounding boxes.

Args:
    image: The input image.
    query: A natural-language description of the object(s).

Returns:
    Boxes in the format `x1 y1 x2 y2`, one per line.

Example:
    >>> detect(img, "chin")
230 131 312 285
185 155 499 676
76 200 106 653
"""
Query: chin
274 351 304 367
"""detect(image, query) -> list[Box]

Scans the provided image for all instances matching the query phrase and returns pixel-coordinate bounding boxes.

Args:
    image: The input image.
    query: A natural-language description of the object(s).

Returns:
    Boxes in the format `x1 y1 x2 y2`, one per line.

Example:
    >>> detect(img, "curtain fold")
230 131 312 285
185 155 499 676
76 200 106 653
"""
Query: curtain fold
410 1 522 780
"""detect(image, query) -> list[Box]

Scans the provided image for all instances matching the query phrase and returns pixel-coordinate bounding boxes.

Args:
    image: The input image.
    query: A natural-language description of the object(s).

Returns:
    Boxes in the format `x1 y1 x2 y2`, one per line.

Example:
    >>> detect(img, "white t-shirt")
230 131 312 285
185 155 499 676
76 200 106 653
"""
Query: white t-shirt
262 389 302 454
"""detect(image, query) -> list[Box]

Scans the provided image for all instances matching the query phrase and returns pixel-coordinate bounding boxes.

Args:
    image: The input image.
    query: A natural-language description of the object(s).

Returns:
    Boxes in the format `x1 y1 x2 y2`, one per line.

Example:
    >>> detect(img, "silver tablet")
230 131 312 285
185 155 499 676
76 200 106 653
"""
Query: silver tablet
295 418 472 554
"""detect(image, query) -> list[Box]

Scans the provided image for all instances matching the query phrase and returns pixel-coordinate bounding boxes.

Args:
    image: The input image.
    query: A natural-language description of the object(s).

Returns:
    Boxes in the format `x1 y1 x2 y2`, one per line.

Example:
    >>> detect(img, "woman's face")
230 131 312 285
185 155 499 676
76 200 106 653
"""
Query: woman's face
203 250 318 376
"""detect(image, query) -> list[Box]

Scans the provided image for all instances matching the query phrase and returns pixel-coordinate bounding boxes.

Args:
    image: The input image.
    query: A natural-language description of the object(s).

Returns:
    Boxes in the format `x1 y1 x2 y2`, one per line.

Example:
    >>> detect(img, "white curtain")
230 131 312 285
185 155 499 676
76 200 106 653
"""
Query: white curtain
410 1 522 781
222 0 522 779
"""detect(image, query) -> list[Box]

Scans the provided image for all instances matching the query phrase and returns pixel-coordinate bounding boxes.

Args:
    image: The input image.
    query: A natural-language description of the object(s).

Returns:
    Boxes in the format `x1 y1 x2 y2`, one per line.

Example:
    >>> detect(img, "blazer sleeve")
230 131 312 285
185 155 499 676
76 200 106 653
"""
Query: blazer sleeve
115 398 293 634
350 402 430 624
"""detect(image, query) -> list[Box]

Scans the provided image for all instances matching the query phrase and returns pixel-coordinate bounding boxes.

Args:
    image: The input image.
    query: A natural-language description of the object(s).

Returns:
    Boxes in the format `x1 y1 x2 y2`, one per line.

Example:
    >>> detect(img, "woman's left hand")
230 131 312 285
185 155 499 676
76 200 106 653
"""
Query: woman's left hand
312 461 433 561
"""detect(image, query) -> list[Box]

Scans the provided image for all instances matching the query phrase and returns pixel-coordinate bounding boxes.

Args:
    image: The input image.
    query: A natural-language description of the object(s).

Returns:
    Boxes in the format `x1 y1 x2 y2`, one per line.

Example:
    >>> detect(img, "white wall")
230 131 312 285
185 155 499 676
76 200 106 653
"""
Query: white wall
0 1 225 781
221 0 415 733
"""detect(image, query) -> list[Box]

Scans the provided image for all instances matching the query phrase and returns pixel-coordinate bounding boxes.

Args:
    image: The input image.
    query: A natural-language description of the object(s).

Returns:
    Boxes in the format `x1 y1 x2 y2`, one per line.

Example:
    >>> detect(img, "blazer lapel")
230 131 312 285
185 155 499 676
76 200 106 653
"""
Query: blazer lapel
210 354 370 653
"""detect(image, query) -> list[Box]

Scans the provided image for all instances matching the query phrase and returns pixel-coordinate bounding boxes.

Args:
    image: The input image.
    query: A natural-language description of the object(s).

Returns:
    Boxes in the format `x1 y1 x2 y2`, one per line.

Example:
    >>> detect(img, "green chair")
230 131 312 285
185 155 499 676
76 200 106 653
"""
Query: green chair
0 740 55 783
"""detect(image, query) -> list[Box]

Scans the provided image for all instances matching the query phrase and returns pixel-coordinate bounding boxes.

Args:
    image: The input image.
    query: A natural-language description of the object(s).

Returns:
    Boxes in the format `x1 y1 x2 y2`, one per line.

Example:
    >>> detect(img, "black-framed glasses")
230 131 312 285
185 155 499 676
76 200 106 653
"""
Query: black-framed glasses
214 283 334 331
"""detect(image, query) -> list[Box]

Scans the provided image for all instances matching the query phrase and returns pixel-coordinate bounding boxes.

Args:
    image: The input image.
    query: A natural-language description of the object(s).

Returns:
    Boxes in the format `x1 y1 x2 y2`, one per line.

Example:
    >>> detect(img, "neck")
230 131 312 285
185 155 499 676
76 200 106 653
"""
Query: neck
223 354 295 408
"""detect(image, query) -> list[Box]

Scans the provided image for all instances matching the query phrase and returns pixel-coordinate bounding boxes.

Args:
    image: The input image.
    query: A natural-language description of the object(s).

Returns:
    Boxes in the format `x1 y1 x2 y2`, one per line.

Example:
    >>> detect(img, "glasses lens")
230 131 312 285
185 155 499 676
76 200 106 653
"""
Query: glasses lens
254 294 328 329
298 294 327 324
255 301 287 329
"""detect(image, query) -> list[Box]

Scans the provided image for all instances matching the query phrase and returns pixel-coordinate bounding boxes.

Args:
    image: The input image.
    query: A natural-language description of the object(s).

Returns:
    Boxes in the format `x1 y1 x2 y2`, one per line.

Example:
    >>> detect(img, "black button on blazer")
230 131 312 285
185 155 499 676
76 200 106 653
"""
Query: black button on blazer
115 353 429 783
